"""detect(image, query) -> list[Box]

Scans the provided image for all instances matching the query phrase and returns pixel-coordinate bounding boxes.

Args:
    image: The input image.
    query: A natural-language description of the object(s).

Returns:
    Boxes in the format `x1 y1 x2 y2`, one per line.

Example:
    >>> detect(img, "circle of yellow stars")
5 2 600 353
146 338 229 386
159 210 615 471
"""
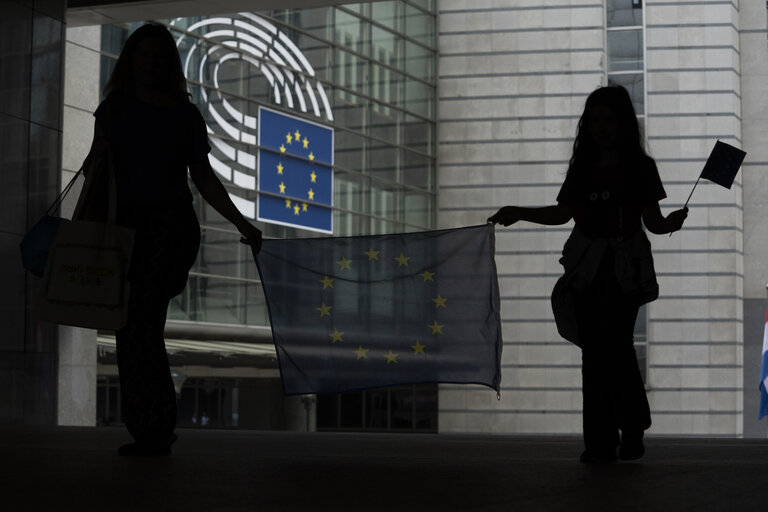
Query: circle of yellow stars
275 127 321 217
314 247 447 366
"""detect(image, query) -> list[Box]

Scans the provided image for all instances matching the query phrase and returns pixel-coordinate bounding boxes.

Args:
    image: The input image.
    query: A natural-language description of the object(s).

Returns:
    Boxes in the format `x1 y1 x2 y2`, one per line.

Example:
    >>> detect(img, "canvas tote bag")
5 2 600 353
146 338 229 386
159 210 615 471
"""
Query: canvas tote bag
38 151 135 331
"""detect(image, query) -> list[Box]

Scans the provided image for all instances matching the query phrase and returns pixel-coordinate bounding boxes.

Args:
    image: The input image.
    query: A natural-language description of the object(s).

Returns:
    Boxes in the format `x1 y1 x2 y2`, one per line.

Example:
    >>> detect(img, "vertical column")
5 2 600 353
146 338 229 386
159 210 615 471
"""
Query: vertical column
645 1 744 436
57 25 102 426
0 0 66 424
739 0 768 438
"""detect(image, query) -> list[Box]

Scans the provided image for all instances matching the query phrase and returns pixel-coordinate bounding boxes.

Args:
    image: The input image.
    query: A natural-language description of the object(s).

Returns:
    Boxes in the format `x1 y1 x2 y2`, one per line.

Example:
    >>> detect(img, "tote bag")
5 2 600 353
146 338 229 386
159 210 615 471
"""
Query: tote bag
19 162 89 277
38 151 135 331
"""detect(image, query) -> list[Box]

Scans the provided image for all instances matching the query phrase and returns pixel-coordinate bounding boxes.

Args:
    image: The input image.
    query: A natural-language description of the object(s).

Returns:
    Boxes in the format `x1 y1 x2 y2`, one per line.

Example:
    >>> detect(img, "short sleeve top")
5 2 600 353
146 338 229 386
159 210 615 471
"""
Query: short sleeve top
94 98 211 214
556 156 667 239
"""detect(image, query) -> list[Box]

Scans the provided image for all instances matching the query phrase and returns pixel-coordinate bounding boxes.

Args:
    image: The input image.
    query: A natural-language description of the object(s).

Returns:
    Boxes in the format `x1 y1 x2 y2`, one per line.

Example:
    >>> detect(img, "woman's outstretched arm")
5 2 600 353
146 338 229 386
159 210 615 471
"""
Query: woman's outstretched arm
189 157 262 251
642 203 688 235
488 204 572 227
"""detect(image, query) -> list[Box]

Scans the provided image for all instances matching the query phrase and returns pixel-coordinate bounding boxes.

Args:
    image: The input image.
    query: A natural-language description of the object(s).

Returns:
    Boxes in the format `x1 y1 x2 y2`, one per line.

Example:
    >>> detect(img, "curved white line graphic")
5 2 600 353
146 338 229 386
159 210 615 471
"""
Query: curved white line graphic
174 13 334 219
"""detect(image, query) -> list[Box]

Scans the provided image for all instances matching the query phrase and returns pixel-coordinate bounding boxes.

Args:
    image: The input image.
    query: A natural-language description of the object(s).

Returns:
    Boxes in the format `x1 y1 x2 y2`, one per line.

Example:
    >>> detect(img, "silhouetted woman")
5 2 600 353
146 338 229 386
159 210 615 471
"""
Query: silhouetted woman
489 86 688 463
84 23 262 456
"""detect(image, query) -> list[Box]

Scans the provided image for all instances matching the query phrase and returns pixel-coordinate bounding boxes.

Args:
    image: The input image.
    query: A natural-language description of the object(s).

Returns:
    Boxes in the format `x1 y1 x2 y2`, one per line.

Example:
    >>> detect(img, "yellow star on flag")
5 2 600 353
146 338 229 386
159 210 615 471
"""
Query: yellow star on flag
420 270 435 282
286 133 293 144
329 328 344 344
285 199 292 208
316 302 332 317
308 152 315 161
308 189 315 200
302 203 308 212
428 321 444 335
319 276 334 289
395 252 410 267
336 257 351 270
277 162 284 174
303 137 309 149
353 346 369 360
294 129 301 140
310 171 317 183
364 249 380 261
384 350 399 364
280 144 286 153
293 204 300 215
279 182 286 194
411 341 426 354
432 294 447 309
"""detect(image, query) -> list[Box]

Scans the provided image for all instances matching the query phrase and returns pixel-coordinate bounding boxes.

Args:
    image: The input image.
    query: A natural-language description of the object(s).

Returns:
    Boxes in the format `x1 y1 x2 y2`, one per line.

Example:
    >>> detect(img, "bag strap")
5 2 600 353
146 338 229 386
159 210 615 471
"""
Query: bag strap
45 167 84 217
71 149 118 224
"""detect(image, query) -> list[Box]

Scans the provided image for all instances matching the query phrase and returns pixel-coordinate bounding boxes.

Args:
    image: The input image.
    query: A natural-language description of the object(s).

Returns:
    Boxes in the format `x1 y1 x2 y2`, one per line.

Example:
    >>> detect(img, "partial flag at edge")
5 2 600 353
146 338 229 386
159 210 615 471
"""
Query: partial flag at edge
760 303 768 419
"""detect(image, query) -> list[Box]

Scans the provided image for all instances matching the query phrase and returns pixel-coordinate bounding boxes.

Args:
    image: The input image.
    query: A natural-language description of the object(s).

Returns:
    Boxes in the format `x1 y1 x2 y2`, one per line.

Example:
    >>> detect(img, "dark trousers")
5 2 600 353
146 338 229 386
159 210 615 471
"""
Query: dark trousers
115 205 200 444
577 251 652 454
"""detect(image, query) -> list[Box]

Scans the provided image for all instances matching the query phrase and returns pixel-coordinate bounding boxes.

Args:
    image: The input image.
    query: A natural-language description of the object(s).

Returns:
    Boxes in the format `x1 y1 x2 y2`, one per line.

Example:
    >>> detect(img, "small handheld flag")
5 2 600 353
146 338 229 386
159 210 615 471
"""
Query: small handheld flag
683 140 746 209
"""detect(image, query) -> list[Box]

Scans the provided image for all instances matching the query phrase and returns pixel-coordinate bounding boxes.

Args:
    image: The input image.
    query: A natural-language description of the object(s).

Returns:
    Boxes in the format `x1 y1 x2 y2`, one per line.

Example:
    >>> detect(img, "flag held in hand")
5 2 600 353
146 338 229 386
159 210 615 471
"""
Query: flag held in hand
700 140 746 190
255 224 503 395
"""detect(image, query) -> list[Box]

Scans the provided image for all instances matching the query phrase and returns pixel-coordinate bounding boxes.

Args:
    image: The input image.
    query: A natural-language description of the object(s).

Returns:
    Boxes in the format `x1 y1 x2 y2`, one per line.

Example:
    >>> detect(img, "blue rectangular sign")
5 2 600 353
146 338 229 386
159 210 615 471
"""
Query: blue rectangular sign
258 107 334 234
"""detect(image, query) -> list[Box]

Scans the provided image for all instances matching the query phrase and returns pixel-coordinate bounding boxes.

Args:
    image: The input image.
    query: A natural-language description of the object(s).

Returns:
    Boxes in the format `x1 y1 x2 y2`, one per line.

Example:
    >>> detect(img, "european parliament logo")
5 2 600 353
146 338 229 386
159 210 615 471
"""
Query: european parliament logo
258 107 334 233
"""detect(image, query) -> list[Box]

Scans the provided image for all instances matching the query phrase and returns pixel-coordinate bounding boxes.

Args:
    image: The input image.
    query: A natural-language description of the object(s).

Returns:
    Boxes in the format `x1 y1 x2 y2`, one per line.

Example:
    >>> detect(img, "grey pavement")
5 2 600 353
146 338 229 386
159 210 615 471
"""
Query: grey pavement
2 426 767 511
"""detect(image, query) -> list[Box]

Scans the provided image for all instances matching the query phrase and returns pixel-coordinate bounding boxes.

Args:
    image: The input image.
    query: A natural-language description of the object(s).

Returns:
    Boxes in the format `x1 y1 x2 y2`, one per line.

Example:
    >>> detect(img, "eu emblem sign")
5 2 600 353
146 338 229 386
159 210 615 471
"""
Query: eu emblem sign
258 107 334 233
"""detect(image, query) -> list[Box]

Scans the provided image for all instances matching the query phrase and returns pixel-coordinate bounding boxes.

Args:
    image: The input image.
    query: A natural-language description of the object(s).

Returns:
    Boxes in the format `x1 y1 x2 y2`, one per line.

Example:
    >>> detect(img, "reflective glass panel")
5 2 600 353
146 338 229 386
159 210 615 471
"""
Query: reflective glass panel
607 29 644 72
607 0 643 28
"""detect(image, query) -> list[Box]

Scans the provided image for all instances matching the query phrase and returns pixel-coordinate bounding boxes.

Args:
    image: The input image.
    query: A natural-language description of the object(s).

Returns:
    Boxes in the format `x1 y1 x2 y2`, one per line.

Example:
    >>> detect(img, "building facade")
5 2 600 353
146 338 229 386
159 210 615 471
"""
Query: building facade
437 0 766 438
48 0 768 437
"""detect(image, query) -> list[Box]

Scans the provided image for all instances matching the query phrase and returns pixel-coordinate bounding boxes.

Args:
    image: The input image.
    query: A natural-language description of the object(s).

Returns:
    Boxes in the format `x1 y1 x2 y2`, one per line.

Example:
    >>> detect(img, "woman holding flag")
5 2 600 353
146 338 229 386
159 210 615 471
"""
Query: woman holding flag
83 23 262 456
490 86 688 463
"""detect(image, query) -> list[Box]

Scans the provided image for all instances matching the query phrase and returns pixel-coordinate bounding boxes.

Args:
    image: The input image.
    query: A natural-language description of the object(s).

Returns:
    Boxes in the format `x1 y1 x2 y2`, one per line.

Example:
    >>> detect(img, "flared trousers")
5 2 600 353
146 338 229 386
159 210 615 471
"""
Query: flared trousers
115 205 200 444
576 249 652 454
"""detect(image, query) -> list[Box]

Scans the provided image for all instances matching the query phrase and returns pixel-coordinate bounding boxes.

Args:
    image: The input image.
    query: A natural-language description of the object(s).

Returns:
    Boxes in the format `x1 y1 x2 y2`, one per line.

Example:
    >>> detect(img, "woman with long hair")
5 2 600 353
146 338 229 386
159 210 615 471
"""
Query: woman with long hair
84 23 262 456
489 86 688 463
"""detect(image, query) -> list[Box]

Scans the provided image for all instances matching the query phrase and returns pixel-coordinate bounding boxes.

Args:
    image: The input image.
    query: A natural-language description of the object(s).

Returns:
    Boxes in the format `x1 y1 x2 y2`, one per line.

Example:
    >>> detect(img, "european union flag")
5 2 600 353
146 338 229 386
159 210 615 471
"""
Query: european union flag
255 224 503 395
257 107 334 233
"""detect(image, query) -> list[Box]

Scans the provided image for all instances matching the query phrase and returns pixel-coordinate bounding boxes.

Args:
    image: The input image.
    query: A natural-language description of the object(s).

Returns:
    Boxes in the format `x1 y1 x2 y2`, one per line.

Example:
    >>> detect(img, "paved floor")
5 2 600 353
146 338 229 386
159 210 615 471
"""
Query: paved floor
2 426 767 511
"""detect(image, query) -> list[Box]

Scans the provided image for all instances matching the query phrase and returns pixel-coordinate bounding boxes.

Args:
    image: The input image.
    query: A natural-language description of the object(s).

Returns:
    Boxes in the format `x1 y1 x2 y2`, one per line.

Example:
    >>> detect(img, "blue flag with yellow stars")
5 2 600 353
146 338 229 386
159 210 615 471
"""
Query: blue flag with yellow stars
257 107 333 233
255 224 503 395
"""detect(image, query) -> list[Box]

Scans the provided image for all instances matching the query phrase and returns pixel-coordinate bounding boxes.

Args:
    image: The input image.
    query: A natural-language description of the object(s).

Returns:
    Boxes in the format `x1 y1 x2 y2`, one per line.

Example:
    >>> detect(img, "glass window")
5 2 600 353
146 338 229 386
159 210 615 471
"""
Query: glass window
370 182 399 222
316 384 437 431
404 5 434 46
607 29 644 72
403 114 433 155
368 144 400 183
372 2 400 32
405 40 434 82
404 79 433 119
404 190 432 228
407 0 435 14
100 24 129 57
402 149 432 189
607 0 643 28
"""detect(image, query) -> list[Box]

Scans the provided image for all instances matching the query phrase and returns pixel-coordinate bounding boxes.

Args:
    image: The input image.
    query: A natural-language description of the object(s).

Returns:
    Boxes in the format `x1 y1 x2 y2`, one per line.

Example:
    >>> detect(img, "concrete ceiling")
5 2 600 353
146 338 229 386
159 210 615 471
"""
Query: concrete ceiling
67 0 377 27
